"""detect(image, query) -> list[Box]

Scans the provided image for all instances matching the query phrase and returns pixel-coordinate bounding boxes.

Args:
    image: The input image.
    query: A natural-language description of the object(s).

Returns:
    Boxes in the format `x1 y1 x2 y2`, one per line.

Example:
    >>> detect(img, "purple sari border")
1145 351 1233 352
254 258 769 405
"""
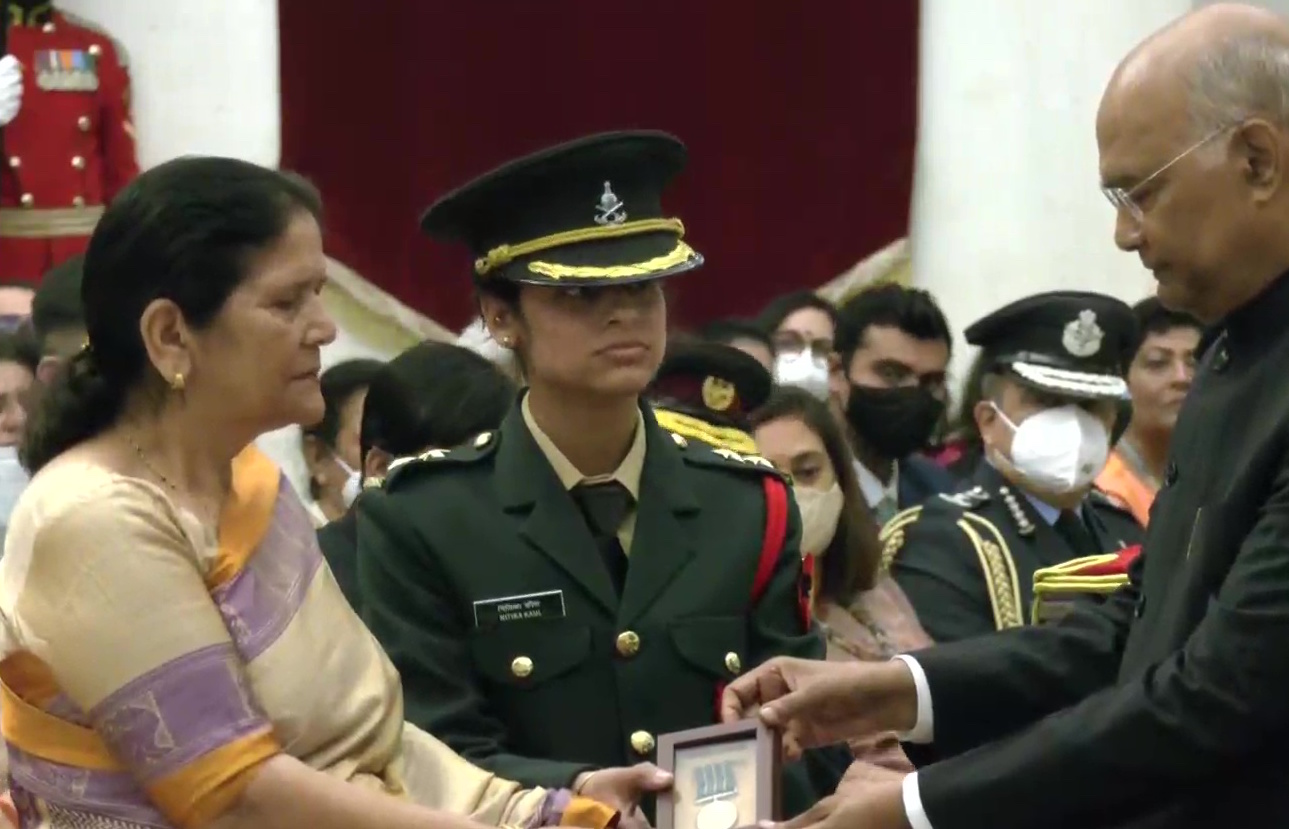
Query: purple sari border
89 643 270 782
7 743 170 827
211 479 323 662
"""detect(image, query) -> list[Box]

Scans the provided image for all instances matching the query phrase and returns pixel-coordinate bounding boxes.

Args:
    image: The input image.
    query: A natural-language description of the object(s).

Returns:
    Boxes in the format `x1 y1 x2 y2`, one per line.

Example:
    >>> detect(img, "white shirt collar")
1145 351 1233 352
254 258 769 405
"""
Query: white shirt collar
854 458 899 508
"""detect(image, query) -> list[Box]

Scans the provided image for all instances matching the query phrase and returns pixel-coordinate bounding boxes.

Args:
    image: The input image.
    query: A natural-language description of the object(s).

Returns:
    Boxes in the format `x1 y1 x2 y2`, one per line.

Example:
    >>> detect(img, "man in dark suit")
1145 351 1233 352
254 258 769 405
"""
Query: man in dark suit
886 291 1144 642
834 285 955 525
717 5 1289 828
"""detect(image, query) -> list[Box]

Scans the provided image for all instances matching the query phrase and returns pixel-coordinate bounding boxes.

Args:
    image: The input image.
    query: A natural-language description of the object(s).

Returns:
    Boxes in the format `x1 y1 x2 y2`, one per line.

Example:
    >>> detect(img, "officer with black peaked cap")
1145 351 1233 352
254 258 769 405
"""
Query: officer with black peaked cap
881 290 1145 644
648 336 772 454
356 131 848 821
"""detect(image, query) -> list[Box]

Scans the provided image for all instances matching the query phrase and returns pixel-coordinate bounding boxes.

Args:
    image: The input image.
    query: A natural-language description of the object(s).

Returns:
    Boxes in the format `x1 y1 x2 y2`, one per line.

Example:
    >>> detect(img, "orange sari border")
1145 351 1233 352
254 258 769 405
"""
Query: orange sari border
147 729 280 829
206 446 282 589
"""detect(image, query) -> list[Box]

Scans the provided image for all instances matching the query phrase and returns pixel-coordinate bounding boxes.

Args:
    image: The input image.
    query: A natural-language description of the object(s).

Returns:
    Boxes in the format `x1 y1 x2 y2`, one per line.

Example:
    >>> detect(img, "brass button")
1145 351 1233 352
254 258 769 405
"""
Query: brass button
41 22 55 34
630 730 655 755
724 652 742 674
87 44 102 57
615 630 640 657
510 655 533 678
77 115 91 132
71 155 86 170
473 431 492 448
7 157 18 169
72 196 85 208
19 193 33 208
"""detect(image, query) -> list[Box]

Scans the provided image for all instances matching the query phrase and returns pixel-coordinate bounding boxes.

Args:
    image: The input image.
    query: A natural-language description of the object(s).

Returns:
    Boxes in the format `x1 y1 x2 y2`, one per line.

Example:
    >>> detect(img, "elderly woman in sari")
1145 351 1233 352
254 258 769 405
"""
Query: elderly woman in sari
0 156 667 829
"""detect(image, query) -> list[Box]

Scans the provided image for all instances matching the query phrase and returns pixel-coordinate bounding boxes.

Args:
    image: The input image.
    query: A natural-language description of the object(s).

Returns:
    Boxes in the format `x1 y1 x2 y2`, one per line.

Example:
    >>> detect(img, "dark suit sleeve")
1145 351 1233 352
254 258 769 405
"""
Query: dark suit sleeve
357 488 593 789
917 465 1289 829
749 483 851 809
889 515 1001 643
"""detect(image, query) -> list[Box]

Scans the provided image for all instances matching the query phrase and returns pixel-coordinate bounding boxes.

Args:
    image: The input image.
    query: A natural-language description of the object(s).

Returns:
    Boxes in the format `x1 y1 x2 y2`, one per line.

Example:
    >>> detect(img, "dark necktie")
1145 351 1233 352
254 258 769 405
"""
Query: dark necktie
571 481 632 594
1054 509 1101 558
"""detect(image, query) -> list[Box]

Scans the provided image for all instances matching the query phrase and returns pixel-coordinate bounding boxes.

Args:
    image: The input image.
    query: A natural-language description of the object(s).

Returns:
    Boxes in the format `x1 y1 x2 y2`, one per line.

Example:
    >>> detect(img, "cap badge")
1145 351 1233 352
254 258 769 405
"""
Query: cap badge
594 181 627 226
1062 309 1104 358
701 375 736 412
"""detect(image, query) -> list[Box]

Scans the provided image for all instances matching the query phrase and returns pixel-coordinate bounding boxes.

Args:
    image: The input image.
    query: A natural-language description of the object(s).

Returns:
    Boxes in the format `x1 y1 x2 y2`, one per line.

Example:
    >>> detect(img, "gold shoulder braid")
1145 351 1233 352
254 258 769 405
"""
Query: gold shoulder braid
957 513 1024 629
877 506 922 573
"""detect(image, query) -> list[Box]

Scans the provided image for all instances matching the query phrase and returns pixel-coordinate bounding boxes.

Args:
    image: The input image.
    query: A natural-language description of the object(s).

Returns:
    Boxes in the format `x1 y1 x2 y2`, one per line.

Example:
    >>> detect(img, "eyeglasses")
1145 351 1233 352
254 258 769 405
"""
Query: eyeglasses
1102 124 1234 223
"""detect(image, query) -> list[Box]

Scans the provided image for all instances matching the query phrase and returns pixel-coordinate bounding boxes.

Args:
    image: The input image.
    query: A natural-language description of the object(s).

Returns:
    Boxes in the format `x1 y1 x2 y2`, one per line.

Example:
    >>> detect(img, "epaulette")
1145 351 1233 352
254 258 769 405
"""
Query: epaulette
57 9 131 68
676 434 785 481
881 500 1025 630
935 484 992 511
1032 545 1141 625
381 430 499 491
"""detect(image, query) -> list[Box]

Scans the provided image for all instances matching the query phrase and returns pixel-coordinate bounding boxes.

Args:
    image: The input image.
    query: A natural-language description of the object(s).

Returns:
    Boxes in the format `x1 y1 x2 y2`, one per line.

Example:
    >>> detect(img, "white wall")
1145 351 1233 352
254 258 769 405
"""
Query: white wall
912 0 1194 388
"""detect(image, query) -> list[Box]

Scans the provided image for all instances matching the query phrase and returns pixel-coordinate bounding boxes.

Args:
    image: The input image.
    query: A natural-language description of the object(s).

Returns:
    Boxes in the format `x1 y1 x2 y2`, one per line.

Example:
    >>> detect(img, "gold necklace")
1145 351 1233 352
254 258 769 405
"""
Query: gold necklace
127 435 177 491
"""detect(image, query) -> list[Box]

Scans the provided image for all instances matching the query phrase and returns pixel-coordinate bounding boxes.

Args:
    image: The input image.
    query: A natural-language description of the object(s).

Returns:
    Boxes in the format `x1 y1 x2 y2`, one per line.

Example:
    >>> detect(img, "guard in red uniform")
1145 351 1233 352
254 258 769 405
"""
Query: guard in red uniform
0 1 138 283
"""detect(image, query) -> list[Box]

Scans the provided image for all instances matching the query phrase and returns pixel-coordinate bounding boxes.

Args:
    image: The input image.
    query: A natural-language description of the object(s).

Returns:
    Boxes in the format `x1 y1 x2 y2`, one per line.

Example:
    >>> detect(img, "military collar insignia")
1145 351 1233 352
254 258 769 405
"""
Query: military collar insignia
998 485 1036 536
594 181 627 226
1062 309 1104 358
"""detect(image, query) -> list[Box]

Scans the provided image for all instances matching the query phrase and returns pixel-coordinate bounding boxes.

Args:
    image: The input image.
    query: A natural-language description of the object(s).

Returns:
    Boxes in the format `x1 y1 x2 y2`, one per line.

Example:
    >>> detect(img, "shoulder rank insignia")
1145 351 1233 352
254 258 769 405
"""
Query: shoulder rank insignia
382 431 499 490
937 485 991 510
682 441 784 480
997 485 1036 536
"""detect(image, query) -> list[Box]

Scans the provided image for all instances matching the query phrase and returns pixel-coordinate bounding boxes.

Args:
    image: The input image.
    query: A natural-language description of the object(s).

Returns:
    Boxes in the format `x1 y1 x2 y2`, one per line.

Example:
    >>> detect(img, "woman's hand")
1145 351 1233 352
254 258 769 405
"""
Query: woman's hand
576 763 673 814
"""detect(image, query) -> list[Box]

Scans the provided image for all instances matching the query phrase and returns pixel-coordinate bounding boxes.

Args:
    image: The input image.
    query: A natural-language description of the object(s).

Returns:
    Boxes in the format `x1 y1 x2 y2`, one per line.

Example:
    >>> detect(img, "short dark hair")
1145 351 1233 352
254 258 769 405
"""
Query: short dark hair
31 254 86 355
360 341 515 462
756 290 839 335
834 285 952 364
1129 297 1203 359
749 386 882 603
303 359 385 449
697 317 774 355
21 156 323 473
0 328 41 375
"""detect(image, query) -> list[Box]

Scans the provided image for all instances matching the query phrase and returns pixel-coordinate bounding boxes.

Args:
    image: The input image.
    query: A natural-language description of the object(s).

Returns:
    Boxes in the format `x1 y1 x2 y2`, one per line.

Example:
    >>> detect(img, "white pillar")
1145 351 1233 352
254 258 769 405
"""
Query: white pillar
911 0 1193 386
53 0 281 169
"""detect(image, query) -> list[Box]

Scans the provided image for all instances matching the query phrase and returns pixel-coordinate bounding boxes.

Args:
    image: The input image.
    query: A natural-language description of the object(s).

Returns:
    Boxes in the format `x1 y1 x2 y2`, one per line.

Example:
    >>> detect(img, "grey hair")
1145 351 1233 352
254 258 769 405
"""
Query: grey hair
1186 32 1289 135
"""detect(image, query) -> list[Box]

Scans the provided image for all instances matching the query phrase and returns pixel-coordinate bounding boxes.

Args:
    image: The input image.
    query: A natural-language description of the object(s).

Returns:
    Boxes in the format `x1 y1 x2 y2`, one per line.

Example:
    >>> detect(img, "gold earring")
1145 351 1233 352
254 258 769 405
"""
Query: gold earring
170 373 185 391
501 336 512 347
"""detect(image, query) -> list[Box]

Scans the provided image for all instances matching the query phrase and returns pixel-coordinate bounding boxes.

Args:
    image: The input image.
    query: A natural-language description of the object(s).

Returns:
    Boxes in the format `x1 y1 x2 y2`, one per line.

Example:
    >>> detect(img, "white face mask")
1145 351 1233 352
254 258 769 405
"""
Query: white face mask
0 445 28 541
991 403 1110 493
336 455 361 508
774 349 830 401
795 482 844 556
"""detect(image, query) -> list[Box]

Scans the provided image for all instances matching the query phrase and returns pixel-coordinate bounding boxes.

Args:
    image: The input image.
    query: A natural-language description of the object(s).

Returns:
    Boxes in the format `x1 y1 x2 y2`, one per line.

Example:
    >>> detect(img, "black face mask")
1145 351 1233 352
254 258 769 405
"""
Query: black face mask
845 384 946 460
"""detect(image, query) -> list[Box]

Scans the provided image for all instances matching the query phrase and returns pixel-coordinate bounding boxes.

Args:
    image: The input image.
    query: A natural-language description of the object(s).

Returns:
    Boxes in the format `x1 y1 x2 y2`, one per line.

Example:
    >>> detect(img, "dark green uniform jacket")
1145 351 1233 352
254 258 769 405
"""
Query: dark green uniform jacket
357 400 845 817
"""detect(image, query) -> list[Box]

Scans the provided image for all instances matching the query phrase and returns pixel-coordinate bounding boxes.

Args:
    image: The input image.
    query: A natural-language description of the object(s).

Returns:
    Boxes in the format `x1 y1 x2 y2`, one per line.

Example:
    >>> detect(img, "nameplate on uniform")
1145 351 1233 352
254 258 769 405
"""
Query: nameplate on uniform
34 50 99 92
473 589 566 628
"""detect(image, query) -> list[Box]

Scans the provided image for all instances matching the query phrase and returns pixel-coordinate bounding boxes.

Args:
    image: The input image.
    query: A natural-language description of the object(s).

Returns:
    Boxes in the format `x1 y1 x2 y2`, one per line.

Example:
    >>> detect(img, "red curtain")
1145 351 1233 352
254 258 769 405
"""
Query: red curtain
278 2 918 332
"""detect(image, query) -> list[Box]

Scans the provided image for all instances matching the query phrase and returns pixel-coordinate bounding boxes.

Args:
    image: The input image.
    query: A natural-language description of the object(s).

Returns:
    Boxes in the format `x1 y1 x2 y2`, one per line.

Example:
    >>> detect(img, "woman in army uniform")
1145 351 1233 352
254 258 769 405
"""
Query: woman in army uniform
356 132 848 821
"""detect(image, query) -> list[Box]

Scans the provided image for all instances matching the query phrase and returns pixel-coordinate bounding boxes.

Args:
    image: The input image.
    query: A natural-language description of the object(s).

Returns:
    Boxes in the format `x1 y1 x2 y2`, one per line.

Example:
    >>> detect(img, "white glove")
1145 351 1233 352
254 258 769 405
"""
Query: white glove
0 56 23 127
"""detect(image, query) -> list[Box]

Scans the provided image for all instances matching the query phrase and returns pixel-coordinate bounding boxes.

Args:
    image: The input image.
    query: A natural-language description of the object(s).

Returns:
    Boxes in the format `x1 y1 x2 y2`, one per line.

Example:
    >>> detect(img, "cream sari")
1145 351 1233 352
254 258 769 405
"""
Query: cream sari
0 446 614 829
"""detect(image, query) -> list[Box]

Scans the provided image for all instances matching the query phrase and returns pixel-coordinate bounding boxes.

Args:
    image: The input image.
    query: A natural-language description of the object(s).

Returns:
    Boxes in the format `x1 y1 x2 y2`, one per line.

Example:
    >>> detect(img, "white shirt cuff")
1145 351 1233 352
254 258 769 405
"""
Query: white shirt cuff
902 772 934 829
893 654 934 743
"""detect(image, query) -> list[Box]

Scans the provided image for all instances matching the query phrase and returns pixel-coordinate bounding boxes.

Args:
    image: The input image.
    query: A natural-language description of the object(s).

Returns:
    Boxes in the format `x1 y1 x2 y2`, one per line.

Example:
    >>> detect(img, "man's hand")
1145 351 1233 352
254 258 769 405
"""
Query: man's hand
0 56 23 127
719 657 919 758
764 781 909 829
575 763 673 814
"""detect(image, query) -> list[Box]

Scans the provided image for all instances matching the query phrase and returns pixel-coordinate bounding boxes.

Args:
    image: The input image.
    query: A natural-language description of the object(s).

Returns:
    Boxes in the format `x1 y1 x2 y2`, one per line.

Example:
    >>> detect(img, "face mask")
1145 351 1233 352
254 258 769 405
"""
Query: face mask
336 454 361 508
0 445 28 540
991 403 1110 493
845 385 945 459
774 349 831 400
796 482 844 556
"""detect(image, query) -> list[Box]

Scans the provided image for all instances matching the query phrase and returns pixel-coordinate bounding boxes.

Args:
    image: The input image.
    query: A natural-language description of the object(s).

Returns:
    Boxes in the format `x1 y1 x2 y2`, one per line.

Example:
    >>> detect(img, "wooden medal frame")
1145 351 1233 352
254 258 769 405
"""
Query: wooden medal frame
655 720 782 829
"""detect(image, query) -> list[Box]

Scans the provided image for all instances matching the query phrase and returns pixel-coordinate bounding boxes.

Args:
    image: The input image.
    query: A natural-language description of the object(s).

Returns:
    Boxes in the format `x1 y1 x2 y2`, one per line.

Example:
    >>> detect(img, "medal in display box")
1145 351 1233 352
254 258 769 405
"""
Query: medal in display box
656 721 781 829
